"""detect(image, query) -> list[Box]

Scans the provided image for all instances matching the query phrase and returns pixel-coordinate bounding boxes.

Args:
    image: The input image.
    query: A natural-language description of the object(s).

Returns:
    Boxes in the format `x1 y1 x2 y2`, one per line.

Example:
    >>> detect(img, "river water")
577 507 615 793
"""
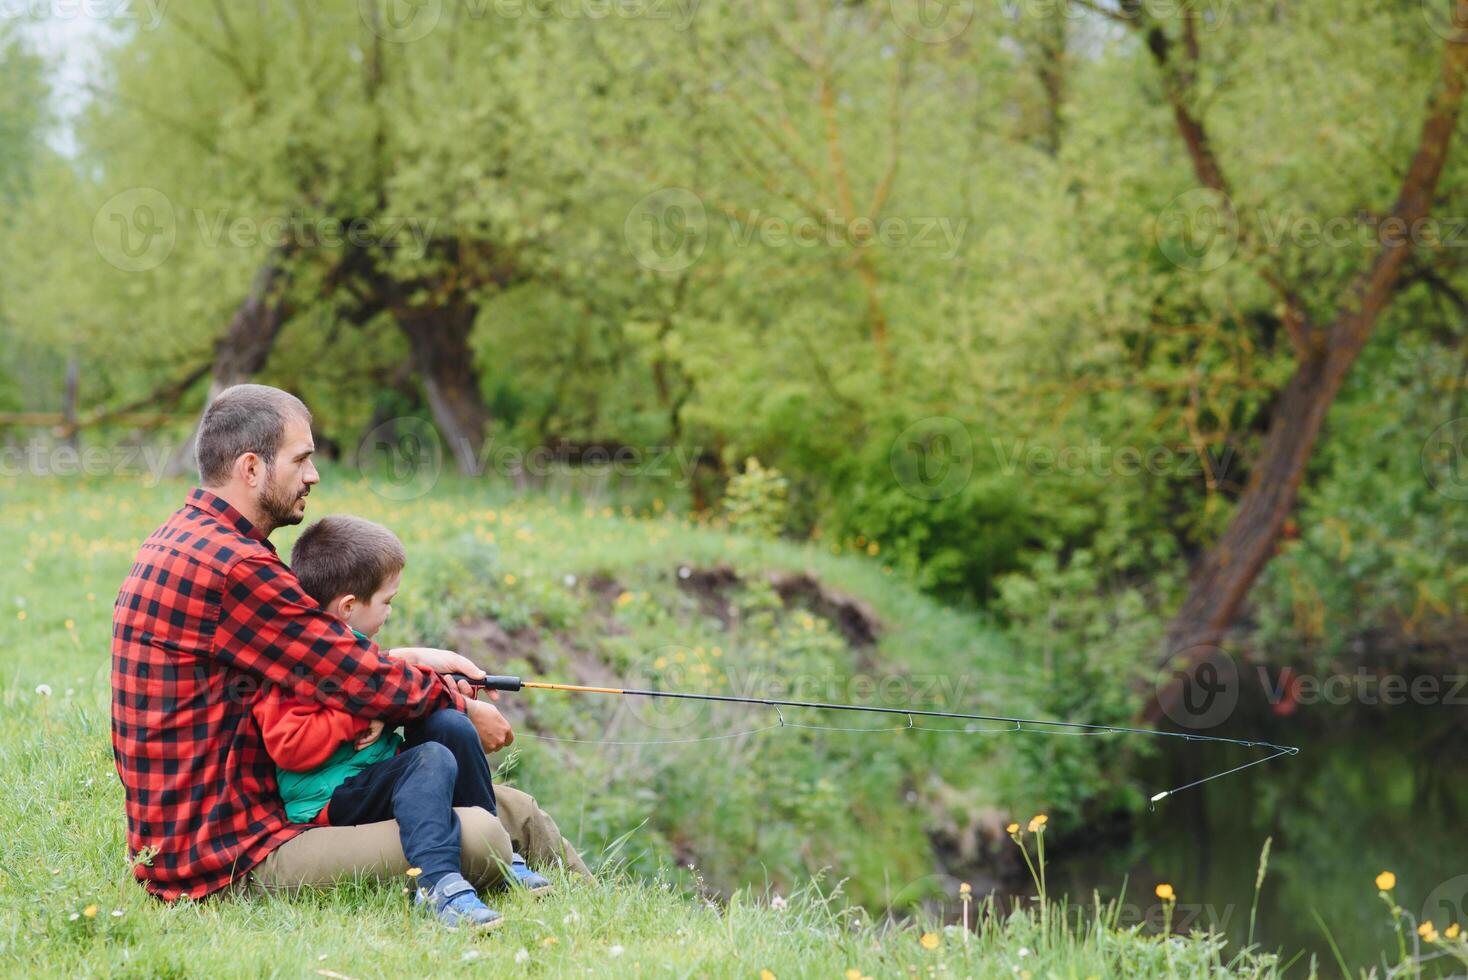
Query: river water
1045 679 1468 976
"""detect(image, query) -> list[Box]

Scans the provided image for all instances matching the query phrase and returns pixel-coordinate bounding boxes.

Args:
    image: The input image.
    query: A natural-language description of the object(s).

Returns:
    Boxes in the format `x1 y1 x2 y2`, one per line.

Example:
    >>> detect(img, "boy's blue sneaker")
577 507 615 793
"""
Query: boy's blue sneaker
507 853 552 895
417 873 504 931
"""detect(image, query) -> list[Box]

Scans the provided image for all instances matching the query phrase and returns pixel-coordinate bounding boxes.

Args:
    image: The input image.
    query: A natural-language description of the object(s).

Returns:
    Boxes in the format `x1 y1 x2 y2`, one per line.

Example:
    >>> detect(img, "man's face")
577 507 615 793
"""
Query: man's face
343 568 401 639
257 416 319 529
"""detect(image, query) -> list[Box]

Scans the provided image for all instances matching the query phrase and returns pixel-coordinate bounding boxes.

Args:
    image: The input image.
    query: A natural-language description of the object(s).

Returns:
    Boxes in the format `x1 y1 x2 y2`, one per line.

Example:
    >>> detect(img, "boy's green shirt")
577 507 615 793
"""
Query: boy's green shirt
276 628 404 824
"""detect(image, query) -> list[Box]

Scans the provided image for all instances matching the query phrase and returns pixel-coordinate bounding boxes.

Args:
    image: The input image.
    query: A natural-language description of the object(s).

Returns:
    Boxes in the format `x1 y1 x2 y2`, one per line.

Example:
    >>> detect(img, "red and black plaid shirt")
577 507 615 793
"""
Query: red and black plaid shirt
111 488 463 900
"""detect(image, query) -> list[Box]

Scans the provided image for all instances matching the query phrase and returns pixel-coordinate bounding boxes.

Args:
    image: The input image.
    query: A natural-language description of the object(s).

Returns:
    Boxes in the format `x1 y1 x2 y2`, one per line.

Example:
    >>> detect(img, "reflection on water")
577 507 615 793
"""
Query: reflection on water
1048 691 1468 977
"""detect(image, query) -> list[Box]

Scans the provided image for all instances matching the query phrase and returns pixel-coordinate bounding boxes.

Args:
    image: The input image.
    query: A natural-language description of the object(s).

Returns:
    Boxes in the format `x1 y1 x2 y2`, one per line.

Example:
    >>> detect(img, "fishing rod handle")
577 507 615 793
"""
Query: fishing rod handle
448 672 523 691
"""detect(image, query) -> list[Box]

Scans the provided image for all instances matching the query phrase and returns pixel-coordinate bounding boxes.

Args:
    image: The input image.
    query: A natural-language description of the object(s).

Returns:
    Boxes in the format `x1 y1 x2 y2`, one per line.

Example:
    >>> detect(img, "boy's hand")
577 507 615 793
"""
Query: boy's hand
464 698 515 753
354 719 385 750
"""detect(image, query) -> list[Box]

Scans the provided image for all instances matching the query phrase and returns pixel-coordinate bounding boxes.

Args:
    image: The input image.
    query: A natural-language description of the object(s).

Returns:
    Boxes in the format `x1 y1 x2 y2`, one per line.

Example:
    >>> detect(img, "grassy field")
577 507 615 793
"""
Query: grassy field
0 469 1305 976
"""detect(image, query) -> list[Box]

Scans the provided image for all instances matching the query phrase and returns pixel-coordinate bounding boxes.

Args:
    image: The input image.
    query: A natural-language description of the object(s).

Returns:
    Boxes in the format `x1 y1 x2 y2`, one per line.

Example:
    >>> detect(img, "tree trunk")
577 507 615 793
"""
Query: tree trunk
62 355 79 451
1164 348 1333 654
1159 14 1468 689
396 301 490 474
168 248 293 476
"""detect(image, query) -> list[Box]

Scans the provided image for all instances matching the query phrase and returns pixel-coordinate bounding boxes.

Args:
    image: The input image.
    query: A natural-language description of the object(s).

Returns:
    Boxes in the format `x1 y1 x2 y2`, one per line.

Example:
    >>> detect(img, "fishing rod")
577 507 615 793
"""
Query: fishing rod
450 673 1299 804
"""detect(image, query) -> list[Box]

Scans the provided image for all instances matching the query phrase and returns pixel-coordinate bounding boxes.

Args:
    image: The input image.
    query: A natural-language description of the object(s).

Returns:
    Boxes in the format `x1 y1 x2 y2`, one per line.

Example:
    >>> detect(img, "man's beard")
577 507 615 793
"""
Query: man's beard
259 467 306 528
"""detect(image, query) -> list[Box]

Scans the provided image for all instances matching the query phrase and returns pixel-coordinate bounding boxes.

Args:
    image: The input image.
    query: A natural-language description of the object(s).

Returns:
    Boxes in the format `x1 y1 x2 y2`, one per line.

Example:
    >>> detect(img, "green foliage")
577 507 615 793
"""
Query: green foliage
833 458 1034 601
0 25 47 210
995 550 1169 815
722 457 789 538
1 0 1462 691
1252 319 1468 656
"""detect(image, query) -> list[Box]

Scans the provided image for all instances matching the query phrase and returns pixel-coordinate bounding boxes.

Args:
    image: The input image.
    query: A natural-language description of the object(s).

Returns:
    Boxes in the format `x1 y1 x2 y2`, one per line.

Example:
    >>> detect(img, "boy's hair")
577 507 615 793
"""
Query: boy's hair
290 515 407 605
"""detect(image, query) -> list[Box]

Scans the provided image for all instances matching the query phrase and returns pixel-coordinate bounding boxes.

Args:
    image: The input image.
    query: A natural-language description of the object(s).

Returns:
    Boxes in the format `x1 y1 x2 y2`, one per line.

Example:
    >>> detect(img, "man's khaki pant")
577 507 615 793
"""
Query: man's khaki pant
245 786 591 894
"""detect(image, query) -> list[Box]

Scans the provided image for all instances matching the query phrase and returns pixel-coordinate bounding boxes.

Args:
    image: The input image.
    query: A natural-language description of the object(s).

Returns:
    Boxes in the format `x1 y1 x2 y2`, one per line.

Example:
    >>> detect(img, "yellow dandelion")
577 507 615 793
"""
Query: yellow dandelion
1446 923 1461 940
1419 921 1440 943
86 592 95 602
616 591 634 606
65 619 76 631
17 611 26 621
1027 814 1048 833
959 882 972 896
83 904 97 918
1155 883 1175 902
503 574 517 586
867 542 880 556
406 867 422 879
760 971 776 980
919 932 940 950
1375 871 1396 891
1007 822 1020 834
846 970 862 980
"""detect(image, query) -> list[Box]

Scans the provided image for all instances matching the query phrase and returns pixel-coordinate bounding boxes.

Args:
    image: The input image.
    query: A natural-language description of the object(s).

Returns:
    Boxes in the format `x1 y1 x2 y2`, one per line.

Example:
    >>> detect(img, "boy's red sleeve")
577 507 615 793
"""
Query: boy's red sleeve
252 688 369 772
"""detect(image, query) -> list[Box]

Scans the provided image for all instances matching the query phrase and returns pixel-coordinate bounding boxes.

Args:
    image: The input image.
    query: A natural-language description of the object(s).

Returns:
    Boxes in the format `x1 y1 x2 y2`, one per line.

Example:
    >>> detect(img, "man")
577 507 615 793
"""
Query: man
112 383 586 902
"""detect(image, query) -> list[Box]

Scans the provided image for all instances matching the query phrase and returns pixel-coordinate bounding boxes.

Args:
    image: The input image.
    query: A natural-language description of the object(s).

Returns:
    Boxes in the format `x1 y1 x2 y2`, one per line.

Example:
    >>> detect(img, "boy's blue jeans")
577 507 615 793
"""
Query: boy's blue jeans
324 708 499 890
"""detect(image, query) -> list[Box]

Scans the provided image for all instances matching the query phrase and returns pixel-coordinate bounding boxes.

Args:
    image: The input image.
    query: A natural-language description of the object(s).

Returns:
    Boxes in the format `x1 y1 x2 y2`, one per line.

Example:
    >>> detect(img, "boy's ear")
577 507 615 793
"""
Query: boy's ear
326 594 356 619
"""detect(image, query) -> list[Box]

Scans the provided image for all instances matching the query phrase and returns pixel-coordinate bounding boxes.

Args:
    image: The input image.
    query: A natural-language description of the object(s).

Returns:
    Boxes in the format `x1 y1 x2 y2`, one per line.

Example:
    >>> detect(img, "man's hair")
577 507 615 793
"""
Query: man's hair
196 384 312 486
290 515 407 605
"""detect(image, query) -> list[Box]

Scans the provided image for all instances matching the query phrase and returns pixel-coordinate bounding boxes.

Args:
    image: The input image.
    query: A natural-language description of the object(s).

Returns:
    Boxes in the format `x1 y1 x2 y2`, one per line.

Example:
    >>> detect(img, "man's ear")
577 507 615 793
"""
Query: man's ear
234 452 264 488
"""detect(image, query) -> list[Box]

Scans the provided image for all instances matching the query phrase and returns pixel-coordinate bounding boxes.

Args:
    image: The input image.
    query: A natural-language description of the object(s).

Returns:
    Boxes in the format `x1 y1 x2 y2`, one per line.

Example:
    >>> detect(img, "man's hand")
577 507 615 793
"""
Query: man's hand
386 646 485 699
464 697 514 753
354 719 385 751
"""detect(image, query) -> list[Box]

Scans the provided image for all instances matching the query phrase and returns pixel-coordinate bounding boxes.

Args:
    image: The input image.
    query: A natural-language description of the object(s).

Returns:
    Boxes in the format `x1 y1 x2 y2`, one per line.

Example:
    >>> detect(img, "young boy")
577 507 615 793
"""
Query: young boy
253 514 564 930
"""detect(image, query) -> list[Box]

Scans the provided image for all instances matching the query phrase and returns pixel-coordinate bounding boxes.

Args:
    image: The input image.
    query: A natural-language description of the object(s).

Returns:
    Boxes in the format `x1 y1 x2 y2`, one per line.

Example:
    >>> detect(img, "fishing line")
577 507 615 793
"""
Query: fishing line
453 674 1299 803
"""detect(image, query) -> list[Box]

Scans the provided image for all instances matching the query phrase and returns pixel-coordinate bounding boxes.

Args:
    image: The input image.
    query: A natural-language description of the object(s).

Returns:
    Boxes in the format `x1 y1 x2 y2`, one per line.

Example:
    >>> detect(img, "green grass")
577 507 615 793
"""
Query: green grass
0 469 1301 976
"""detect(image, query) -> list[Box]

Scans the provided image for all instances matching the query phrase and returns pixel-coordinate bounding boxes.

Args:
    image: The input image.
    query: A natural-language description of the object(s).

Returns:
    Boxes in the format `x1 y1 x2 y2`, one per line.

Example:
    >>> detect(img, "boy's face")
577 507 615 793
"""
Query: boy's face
338 568 401 639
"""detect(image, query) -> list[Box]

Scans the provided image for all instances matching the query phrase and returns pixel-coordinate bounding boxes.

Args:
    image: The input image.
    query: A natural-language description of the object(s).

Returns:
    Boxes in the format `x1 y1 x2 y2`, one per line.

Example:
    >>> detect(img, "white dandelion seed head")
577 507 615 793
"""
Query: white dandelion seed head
35 684 52 697
514 948 530 964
